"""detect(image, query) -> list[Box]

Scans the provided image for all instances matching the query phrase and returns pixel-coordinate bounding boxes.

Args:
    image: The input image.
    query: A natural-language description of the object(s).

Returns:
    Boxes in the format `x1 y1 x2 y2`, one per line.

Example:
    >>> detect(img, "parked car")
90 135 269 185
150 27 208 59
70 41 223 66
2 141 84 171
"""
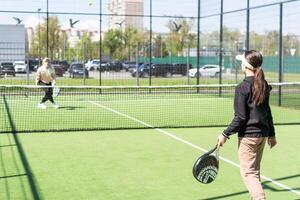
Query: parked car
125 62 144 73
14 61 27 73
123 62 139 72
172 63 192 76
100 61 123 72
85 59 100 71
189 65 224 78
131 63 151 78
51 60 69 72
26 59 40 71
68 63 89 78
0 62 15 77
51 64 64 77
131 63 191 78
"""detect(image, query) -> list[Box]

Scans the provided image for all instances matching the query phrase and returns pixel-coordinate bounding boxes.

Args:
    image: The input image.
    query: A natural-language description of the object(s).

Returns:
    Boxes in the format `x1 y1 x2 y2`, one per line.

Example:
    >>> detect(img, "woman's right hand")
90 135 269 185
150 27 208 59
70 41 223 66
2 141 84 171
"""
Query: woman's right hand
268 137 277 149
217 134 227 149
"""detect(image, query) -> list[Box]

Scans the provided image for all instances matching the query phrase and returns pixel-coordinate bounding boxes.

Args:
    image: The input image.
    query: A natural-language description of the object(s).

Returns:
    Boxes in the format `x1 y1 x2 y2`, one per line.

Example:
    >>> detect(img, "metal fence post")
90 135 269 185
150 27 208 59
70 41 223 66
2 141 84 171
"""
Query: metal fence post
46 0 49 58
246 0 250 50
219 0 224 96
149 0 153 86
279 3 283 106
99 0 102 87
196 0 201 93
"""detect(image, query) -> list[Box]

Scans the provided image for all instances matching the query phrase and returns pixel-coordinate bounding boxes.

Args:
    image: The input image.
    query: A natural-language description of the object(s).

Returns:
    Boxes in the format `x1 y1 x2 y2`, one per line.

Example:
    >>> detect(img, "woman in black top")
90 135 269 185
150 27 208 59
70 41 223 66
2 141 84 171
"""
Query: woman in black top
217 50 277 200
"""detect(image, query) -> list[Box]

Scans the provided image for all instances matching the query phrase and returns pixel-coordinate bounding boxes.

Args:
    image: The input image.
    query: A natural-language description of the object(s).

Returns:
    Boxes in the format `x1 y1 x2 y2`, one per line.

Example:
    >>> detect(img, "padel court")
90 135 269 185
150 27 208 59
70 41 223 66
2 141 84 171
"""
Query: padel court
0 85 299 199
1 127 300 199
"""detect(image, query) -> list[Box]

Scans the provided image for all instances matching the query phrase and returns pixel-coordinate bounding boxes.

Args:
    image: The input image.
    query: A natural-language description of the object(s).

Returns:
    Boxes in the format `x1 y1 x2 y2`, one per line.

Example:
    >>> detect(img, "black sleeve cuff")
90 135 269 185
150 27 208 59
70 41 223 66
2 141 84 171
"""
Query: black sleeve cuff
222 132 230 139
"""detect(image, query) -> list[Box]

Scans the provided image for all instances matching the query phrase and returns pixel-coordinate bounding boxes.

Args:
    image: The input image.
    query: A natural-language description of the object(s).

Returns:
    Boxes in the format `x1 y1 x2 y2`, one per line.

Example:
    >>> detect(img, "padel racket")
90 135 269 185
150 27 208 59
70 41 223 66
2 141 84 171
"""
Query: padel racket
53 86 60 97
193 145 219 184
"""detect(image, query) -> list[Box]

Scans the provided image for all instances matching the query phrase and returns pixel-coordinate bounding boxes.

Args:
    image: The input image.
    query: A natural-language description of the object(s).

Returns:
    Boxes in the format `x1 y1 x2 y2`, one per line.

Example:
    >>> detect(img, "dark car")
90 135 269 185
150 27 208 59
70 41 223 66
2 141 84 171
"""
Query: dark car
68 63 89 78
131 63 152 78
0 62 15 77
131 63 191 78
52 60 70 72
172 63 192 76
51 64 64 77
100 61 123 72
123 61 141 72
26 59 40 71
125 62 144 73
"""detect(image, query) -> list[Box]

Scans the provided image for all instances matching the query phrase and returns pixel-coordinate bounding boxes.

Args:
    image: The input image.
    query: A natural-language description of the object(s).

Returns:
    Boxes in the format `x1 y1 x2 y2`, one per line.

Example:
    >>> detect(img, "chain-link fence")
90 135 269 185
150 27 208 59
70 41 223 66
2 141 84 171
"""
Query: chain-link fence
0 0 299 86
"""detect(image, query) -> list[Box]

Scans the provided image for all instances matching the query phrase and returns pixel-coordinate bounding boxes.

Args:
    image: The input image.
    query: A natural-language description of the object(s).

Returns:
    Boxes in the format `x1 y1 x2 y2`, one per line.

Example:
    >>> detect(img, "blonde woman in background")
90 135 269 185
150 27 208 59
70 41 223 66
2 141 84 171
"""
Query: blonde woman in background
36 57 59 109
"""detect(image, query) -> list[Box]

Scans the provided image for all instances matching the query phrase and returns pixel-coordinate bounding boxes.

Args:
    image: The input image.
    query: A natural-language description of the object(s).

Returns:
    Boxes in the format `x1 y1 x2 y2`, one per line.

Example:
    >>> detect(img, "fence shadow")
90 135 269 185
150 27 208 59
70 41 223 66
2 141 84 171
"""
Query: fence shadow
3 95 42 200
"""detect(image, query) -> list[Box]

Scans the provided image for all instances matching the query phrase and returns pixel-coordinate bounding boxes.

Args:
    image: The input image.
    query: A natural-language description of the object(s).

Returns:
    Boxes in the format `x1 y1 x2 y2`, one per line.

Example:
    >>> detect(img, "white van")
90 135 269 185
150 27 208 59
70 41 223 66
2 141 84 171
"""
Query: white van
14 61 27 73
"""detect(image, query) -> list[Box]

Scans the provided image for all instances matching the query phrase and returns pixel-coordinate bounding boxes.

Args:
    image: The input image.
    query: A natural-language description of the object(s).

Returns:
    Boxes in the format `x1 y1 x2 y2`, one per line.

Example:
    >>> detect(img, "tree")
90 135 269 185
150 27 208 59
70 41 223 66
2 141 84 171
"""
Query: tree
30 16 68 60
283 34 300 56
223 26 243 52
59 30 69 60
153 34 168 58
123 27 138 61
76 32 94 61
166 18 194 56
136 30 149 58
103 29 124 60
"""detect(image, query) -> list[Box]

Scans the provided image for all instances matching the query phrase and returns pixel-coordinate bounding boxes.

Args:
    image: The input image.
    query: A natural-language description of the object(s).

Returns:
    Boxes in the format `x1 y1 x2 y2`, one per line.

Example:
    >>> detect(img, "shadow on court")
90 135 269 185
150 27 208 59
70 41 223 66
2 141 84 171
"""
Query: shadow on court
58 106 85 110
200 174 300 200
0 134 35 199
2 95 42 200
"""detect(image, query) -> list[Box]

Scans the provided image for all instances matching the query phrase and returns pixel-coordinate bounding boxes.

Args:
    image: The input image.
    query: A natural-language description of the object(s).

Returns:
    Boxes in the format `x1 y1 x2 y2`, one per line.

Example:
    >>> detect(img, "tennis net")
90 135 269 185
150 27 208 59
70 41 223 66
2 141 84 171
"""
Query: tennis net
1 83 299 133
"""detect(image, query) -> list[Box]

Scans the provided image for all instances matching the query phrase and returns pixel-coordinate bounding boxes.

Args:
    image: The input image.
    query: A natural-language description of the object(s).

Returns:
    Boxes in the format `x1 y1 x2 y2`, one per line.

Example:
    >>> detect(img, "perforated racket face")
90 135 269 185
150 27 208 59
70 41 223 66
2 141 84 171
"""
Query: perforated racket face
193 147 219 184
53 87 60 97
193 155 218 184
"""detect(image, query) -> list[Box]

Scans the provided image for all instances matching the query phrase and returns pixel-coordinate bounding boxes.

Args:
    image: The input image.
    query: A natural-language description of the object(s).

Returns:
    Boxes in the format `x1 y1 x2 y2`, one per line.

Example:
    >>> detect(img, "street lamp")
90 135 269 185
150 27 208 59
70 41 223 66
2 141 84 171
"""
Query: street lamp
38 8 41 67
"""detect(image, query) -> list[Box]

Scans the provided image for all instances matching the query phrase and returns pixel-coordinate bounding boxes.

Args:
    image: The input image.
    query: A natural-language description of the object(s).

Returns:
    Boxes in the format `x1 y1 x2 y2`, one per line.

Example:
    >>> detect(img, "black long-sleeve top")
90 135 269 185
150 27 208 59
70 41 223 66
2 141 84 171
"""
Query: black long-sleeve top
223 76 275 138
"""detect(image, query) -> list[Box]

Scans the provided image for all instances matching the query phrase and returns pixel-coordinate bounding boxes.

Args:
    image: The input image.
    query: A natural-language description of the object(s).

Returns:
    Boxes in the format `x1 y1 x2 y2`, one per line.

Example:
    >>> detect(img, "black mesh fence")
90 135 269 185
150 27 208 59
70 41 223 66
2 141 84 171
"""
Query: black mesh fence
0 0 300 86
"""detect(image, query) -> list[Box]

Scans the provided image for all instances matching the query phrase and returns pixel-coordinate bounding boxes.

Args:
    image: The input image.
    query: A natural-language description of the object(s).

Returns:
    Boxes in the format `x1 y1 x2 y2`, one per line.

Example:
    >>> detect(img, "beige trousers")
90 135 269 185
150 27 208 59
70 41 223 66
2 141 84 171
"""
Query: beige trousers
238 137 267 200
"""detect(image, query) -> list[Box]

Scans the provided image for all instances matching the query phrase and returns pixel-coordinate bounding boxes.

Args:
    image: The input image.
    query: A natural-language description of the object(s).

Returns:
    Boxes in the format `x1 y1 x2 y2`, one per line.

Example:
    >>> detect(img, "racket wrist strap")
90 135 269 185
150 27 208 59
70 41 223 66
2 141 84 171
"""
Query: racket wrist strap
222 132 230 139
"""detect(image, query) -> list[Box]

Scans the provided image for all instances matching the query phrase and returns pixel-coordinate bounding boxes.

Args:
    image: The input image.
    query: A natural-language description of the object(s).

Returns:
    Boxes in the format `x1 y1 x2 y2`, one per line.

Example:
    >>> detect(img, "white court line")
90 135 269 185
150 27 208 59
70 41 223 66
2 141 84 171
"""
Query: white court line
88 100 300 197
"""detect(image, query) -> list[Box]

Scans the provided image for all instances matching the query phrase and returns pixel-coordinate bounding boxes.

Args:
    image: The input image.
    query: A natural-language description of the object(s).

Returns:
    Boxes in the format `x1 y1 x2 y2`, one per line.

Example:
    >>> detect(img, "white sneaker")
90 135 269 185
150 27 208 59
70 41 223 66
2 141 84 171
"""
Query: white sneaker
52 103 59 109
38 103 46 109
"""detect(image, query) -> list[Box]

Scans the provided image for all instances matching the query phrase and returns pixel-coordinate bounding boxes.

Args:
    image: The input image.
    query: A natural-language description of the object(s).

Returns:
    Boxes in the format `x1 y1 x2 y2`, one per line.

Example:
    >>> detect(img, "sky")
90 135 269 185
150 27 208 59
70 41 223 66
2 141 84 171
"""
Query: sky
0 0 299 34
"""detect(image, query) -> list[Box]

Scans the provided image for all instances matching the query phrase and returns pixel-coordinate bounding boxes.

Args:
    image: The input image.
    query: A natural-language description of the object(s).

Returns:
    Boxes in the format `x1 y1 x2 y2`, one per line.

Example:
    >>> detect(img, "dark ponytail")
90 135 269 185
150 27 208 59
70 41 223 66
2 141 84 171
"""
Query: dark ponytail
244 50 269 105
253 67 269 105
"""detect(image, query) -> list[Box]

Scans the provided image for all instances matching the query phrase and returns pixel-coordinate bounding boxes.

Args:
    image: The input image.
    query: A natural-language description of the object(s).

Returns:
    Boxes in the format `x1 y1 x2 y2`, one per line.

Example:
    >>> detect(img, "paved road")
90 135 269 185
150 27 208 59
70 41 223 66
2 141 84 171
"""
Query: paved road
1 70 244 81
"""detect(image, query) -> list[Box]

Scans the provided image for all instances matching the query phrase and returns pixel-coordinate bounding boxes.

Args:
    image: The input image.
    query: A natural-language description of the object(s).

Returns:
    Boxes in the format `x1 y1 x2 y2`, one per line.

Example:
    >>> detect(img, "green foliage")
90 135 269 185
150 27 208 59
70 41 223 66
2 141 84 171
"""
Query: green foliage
27 15 300 63
103 29 124 60
166 18 195 56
